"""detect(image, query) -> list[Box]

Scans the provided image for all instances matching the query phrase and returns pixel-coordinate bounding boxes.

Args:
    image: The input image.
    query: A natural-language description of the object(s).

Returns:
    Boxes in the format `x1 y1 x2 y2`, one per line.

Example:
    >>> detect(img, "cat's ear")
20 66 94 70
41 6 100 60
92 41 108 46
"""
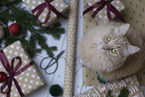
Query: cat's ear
125 45 140 56
114 24 130 36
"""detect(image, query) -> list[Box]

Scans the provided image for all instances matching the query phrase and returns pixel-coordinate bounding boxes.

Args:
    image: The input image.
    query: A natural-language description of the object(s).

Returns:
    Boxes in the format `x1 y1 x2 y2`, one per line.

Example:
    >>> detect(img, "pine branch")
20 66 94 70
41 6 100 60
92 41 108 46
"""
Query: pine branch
118 87 129 97
106 90 113 97
0 1 66 58
0 0 18 6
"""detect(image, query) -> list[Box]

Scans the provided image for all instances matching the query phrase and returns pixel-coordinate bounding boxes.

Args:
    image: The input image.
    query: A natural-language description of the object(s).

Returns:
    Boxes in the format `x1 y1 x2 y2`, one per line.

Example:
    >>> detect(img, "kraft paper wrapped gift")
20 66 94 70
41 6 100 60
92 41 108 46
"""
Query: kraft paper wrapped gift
0 41 44 97
22 0 68 27
85 0 125 23
75 75 144 97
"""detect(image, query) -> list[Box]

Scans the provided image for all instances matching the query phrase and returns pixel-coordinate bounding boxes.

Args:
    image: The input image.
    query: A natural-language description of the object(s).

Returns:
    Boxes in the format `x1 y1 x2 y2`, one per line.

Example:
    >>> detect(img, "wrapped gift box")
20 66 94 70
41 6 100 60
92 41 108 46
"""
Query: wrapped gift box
22 0 68 26
75 75 144 97
85 0 125 23
0 41 45 97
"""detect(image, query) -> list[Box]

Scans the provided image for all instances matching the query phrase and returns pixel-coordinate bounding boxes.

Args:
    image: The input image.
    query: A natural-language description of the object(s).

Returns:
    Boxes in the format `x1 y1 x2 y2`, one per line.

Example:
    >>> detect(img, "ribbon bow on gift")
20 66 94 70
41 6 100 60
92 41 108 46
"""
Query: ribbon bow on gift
32 0 67 24
83 0 124 21
0 51 33 97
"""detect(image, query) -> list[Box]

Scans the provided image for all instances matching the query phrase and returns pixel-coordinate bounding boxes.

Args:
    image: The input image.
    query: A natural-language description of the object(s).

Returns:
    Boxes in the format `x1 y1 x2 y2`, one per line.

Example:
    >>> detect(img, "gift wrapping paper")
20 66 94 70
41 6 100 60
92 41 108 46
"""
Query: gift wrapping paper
83 68 99 86
75 75 144 97
0 41 44 97
83 0 145 86
86 0 125 23
120 0 145 86
63 0 79 96
22 0 68 27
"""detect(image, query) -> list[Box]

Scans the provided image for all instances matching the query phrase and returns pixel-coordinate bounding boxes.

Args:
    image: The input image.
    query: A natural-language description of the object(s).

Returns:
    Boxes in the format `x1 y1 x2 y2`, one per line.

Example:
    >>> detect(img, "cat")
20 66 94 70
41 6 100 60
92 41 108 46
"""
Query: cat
79 22 145 81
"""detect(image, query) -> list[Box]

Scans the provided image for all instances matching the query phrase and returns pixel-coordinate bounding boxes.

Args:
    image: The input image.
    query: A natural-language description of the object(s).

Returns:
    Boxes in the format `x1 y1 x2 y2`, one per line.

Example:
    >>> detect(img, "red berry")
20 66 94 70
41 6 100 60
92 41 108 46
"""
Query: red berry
0 72 7 82
9 23 21 36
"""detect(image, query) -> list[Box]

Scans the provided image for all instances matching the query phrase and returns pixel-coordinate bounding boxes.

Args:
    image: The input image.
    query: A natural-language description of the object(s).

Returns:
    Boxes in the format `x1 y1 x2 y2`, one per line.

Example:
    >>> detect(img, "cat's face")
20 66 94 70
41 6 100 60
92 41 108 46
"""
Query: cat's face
95 24 140 72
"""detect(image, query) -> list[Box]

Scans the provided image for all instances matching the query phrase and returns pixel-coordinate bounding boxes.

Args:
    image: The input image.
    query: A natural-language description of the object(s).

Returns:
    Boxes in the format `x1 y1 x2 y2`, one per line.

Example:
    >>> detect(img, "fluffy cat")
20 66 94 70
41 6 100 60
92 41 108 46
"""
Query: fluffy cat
79 22 145 81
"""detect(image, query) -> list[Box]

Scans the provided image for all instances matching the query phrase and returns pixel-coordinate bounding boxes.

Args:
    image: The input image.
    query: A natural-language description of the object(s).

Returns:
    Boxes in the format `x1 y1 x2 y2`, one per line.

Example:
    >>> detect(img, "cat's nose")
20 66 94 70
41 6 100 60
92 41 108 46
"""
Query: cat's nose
102 45 111 50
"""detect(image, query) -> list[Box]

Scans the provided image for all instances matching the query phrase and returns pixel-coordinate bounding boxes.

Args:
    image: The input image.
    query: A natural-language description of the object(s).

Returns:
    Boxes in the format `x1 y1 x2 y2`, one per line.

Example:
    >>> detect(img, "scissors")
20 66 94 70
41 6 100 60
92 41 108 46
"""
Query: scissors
40 51 64 75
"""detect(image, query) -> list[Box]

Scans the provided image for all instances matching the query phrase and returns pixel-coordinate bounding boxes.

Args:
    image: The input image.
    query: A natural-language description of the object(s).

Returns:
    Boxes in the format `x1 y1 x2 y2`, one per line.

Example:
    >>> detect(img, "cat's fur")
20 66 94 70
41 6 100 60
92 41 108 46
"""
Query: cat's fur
79 22 145 81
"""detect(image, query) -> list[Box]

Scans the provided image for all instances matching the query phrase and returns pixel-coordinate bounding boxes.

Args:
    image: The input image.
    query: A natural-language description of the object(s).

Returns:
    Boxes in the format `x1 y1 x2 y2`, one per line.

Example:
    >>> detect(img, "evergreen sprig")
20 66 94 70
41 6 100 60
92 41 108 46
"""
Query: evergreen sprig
0 0 66 58
106 87 129 97
118 87 129 97
0 0 17 6
106 90 113 97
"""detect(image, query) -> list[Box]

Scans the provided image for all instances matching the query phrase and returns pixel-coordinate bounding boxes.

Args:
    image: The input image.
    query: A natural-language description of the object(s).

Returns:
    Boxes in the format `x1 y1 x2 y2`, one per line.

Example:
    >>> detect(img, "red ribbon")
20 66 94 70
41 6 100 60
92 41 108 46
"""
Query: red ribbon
32 0 67 24
0 51 33 97
83 0 124 21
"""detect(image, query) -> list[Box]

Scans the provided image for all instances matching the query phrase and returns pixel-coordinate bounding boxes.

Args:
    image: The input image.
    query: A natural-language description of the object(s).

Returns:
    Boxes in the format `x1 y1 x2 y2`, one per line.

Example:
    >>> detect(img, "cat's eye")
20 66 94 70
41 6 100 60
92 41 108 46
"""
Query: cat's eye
111 48 117 54
107 36 112 42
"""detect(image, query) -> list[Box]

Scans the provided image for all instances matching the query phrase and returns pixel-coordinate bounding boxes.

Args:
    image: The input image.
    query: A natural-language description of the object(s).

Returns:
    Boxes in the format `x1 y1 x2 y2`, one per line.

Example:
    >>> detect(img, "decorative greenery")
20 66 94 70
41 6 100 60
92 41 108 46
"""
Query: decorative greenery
0 0 65 58
0 0 16 6
118 87 130 97
106 90 113 97
106 87 129 97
